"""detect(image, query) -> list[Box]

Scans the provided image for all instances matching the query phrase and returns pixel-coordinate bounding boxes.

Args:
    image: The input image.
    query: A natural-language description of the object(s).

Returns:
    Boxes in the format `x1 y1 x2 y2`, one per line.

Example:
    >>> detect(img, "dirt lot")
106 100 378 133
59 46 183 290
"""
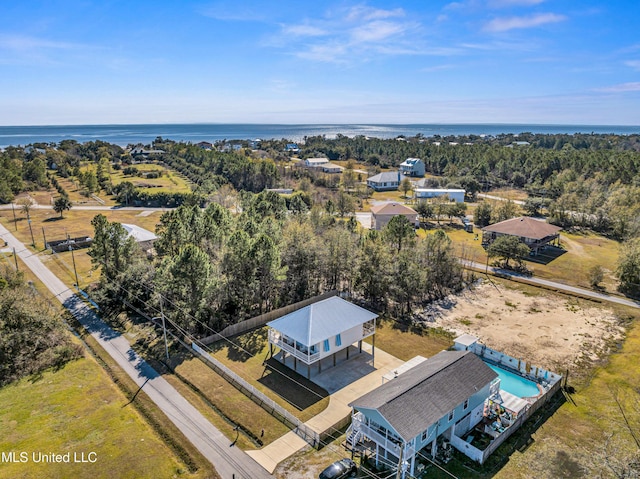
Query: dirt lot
416 280 625 373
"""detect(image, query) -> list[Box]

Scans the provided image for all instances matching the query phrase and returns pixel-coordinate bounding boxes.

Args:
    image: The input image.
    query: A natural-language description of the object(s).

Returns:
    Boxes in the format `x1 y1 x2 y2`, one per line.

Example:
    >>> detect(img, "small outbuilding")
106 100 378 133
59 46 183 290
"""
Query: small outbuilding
414 188 465 203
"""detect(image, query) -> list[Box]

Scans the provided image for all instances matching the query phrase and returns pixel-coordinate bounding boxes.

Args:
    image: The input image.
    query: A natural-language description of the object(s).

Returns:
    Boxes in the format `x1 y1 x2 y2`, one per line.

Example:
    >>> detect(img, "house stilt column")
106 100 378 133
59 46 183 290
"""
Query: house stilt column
431 438 437 458
372 333 376 366
358 339 362 353
307 364 310 379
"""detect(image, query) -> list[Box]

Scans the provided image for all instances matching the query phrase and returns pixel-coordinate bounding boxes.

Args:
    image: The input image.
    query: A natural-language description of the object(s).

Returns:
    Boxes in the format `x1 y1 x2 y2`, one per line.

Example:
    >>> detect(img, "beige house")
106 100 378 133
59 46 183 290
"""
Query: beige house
370 203 419 230
481 216 562 255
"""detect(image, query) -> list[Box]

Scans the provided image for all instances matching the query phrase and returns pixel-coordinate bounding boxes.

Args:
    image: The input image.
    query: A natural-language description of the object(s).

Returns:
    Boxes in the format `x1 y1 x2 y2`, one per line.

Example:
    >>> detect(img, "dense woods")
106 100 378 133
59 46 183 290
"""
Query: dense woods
89 197 466 336
0 267 82 385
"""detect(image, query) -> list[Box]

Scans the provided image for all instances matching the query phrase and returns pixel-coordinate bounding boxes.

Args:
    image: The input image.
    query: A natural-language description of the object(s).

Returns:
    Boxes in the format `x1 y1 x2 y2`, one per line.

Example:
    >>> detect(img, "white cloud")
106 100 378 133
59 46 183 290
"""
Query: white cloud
484 13 566 32
488 0 545 7
345 6 405 22
624 60 640 71
421 64 456 72
197 2 274 22
274 5 424 63
597 82 640 93
282 25 328 37
350 20 409 43
0 34 83 52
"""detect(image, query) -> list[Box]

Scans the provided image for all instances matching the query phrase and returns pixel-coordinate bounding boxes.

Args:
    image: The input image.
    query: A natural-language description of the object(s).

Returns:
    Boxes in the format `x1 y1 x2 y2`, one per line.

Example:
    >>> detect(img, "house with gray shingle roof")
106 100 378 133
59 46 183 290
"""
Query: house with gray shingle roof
366 171 401 191
267 296 378 378
348 350 498 477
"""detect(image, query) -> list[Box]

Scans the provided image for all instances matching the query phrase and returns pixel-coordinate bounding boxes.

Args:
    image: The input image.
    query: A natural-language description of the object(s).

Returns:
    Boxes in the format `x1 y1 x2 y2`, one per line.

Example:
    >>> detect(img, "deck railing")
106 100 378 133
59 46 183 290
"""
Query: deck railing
269 330 320 364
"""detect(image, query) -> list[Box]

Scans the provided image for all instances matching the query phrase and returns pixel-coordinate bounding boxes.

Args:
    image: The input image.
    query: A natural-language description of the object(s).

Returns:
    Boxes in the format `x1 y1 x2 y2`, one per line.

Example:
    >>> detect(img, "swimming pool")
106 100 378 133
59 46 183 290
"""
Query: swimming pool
487 363 540 398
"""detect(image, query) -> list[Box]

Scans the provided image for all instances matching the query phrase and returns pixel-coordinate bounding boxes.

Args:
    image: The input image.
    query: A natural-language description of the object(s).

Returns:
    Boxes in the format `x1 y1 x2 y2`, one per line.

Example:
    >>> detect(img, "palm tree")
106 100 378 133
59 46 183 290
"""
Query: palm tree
53 195 72 218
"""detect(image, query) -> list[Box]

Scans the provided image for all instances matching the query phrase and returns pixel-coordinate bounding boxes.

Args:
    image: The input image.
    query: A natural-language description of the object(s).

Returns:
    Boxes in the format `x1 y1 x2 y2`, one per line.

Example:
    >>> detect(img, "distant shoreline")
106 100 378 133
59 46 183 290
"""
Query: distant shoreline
1 123 639 148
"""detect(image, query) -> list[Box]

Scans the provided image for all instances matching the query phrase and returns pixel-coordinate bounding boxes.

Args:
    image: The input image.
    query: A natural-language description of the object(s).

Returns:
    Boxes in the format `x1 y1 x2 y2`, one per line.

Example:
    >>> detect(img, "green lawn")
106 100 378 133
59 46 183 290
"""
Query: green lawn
0 357 203 479
208 328 331 423
108 162 192 195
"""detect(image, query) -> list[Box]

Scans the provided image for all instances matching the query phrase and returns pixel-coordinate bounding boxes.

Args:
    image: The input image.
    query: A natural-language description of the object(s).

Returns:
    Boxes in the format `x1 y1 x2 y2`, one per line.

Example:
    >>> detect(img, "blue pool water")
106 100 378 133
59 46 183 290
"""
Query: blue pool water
487 364 540 398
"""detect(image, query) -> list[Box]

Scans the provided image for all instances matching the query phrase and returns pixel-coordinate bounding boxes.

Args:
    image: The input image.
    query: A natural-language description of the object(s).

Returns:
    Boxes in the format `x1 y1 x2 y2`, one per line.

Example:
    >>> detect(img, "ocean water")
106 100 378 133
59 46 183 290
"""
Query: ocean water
0 123 638 148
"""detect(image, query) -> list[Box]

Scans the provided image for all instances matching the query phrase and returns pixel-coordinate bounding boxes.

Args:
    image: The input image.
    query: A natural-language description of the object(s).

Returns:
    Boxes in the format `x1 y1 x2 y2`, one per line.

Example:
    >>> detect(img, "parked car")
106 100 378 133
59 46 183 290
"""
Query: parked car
319 458 357 479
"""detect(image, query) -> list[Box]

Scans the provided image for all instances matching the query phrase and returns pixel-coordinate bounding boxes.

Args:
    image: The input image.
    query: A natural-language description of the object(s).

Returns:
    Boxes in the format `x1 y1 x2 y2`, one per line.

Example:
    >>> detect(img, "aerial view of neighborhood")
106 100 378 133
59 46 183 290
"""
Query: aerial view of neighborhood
2 1 640 479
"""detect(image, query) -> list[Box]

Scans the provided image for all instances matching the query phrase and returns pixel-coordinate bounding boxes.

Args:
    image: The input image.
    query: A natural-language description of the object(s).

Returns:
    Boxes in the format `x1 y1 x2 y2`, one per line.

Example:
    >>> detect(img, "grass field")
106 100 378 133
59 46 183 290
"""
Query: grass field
0 353 210 479
103 162 192 195
208 328 331 423
426 224 623 294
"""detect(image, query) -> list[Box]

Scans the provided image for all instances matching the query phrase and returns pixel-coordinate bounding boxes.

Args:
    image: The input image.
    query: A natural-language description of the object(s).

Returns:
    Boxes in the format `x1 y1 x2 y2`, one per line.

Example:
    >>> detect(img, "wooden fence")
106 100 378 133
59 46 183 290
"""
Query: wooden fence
200 290 338 344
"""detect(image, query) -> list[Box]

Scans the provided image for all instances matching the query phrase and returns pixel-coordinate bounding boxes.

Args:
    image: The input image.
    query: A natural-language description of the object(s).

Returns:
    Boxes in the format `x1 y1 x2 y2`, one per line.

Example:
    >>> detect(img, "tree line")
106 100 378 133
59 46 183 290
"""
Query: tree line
90 192 466 336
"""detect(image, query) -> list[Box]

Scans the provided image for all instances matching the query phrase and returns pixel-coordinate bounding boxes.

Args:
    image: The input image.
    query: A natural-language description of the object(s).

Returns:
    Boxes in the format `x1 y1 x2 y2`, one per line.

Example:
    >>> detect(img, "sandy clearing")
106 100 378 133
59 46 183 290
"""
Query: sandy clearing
416 280 625 372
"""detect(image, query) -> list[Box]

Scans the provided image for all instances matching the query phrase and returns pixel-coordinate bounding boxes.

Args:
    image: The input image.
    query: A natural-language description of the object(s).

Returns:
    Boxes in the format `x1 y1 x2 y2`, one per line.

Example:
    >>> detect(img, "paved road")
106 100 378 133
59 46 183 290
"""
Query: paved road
464 259 640 309
0 224 273 479
0 203 169 212
477 193 525 205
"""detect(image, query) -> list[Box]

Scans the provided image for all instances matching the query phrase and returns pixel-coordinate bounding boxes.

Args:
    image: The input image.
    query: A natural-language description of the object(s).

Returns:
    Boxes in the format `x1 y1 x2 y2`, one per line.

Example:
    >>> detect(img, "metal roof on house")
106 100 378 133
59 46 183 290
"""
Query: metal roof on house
367 171 400 183
306 157 329 164
482 216 562 240
400 157 422 166
349 350 498 441
370 202 418 216
121 224 157 243
267 296 378 347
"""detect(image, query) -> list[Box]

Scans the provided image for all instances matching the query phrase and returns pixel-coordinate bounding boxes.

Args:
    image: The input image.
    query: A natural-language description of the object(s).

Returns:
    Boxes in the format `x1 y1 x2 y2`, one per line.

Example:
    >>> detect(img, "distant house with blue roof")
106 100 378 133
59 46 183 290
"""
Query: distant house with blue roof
267 296 378 378
285 143 299 153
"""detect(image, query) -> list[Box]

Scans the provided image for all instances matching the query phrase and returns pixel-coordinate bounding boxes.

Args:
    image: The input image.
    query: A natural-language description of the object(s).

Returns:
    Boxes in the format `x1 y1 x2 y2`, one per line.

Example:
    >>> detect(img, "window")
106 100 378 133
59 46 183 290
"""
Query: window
323 339 330 352
421 429 428 442
448 410 454 422
335 334 342 347
463 399 469 410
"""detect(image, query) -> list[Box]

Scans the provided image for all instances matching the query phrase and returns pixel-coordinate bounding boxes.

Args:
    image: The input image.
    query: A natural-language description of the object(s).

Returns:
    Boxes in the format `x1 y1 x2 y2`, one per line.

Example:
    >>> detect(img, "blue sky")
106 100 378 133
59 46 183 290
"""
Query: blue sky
1 0 639 125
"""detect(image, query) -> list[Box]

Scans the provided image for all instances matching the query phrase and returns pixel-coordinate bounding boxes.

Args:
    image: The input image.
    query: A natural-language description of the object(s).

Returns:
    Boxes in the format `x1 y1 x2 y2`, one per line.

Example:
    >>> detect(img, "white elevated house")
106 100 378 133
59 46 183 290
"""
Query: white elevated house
399 158 425 177
267 297 377 378
348 350 498 478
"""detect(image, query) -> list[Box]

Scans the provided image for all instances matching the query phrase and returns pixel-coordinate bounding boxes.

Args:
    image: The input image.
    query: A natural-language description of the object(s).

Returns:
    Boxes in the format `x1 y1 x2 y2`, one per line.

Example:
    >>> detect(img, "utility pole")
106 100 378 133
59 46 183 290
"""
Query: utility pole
27 215 35 247
42 227 48 250
11 203 17 231
159 295 169 362
68 234 80 288
13 247 18 271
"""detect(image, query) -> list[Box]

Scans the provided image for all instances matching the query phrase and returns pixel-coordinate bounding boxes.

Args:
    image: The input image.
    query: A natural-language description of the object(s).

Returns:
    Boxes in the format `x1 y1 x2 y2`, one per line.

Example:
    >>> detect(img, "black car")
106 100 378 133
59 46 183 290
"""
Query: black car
319 458 357 479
